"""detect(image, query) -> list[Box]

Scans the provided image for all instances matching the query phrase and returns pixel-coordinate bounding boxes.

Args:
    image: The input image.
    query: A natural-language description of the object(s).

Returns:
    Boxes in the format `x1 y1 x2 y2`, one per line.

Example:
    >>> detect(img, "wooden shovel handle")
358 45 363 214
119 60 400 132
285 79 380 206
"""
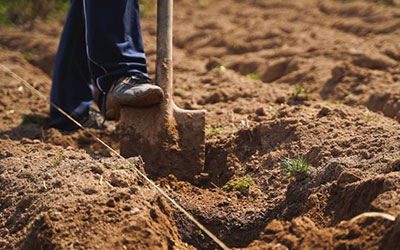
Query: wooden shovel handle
156 0 173 97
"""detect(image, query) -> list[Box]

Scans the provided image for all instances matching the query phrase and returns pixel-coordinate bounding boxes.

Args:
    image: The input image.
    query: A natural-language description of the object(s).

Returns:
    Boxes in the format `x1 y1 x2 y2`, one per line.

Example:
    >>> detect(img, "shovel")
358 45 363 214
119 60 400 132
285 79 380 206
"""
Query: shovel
119 0 206 181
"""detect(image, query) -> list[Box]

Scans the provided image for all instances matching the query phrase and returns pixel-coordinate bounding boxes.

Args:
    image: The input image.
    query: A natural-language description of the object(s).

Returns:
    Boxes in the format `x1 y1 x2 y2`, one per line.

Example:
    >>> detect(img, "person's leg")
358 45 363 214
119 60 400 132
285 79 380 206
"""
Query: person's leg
82 0 148 95
83 0 163 120
50 0 93 130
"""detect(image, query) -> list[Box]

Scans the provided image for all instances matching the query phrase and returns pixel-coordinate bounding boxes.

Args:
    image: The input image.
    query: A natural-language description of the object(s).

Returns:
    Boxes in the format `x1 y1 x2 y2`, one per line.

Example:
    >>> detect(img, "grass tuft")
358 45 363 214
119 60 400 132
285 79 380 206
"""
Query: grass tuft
206 124 226 135
365 111 372 122
124 163 136 169
222 178 252 193
289 85 311 101
51 151 62 167
280 155 310 181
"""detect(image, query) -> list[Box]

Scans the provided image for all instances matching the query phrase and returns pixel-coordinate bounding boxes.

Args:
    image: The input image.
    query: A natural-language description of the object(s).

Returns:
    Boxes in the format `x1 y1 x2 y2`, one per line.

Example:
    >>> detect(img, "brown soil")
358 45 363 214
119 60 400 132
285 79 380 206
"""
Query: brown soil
1 0 400 249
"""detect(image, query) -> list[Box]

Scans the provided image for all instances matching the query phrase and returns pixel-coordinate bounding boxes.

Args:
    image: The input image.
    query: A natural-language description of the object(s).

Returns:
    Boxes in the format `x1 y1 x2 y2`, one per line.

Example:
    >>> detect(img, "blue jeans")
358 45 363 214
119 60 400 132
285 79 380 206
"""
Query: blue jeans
50 0 148 129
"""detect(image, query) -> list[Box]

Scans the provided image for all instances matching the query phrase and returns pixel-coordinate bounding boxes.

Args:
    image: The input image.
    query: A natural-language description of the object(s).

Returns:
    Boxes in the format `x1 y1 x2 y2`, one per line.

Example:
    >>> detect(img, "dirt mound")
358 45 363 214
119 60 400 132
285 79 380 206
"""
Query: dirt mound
247 216 397 250
0 139 191 249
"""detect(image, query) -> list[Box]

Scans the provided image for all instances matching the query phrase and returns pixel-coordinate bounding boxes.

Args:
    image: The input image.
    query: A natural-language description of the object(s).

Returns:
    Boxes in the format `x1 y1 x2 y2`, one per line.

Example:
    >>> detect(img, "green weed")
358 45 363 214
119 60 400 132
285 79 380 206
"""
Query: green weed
393 155 400 164
206 125 226 135
222 178 252 193
365 111 372 122
345 93 355 99
214 65 226 72
195 229 205 239
51 151 62 167
247 73 260 80
324 101 342 108
292 85 304 98
280 155 310 181
124 163 136 169
290 85 311 101
23 52 33 61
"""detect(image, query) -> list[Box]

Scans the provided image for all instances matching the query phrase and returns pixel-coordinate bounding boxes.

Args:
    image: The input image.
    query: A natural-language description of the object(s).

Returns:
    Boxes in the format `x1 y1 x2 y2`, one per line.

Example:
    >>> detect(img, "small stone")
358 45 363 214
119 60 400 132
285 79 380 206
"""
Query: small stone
205 57 224 71
318 106 331 117
83 188 97 195
110 172 129 187
233 107 242 114
331 147 341 157
360 150 370 159
264 220 284 234
20 138 33 144
275 96 285 104
337 170 361 186
106 199 116 208
91 165 104 174
314 104 322 109
256 107 266 116
2 196 13 209
131 208 140 215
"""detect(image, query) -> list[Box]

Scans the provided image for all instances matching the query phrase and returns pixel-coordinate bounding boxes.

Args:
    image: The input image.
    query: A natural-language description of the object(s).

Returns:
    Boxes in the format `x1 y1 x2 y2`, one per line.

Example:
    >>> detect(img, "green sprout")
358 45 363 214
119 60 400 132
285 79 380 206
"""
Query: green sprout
124 163 136 169
334 102 343 108
392 155 400 170
206 125 226 135
365 111 372 122
294 85 304 97
290 85 311 101
222 178 252 193
247 73 260 80
214 65 226 72
51 151 62 167
280 155 310 181
23 52 33 61
196 229 205 239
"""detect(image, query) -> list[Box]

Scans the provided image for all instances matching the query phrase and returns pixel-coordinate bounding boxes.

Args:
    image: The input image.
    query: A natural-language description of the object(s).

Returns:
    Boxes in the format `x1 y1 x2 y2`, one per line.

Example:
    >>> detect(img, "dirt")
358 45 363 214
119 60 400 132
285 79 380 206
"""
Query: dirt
1 0 400 249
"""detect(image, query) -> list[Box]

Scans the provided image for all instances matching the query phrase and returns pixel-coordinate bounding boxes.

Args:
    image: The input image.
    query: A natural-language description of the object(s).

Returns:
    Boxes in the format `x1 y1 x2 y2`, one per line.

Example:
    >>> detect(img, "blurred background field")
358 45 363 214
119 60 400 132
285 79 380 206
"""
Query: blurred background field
0 0 69 25
0 0 160 26
0 0 398 27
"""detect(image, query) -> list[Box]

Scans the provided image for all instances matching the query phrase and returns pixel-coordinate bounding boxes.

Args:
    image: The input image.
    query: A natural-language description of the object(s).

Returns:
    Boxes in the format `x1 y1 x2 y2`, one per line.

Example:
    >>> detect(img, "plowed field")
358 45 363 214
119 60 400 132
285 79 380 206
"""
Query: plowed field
1 0 400 249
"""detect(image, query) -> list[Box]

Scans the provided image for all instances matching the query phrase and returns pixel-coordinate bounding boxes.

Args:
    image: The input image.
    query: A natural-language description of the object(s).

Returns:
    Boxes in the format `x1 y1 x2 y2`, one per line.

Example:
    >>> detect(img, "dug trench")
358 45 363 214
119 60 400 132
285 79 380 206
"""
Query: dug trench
164 103 400 249
1 0 400 249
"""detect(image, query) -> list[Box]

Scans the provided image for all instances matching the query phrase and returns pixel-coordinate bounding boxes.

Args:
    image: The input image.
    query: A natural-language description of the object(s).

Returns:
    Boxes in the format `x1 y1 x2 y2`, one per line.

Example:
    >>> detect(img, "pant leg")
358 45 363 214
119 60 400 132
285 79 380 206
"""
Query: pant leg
83 0 148 95
50 0 148 129
50 0 93 129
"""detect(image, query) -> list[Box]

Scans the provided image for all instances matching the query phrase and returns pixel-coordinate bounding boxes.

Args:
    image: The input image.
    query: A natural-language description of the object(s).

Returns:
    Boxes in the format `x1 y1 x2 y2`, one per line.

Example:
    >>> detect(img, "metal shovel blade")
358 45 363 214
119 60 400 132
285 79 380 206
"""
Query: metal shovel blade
119 0 206 181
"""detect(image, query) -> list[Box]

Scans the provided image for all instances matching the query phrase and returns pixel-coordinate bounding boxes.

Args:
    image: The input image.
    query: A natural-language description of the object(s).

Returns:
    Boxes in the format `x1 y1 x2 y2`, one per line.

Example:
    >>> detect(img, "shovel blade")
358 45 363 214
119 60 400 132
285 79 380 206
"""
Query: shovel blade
119 104 205 181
